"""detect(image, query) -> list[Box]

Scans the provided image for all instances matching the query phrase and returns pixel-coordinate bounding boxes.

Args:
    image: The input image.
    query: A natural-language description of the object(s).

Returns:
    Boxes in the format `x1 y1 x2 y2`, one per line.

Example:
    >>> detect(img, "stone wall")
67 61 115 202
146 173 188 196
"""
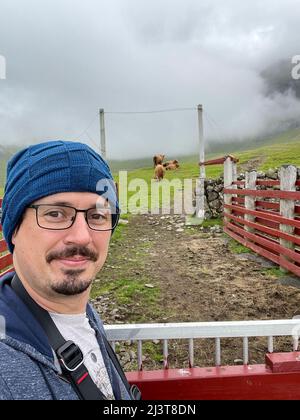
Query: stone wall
204 178 224 219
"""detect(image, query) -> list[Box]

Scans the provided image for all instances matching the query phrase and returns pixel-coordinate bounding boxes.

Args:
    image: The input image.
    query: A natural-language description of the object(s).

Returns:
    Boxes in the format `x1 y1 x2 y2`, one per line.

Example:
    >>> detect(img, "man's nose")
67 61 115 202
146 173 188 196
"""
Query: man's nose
63 212 92 245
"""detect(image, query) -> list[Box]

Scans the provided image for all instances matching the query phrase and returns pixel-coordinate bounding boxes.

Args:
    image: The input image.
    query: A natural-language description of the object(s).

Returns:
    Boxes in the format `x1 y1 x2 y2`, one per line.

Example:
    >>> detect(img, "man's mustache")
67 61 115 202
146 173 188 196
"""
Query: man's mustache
46 247 98 263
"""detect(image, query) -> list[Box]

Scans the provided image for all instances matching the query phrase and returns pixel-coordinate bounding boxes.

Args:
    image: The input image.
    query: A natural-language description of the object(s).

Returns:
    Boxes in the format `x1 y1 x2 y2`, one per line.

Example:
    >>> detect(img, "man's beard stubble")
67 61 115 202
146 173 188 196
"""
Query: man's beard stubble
51 269 94 296
46 246 98 296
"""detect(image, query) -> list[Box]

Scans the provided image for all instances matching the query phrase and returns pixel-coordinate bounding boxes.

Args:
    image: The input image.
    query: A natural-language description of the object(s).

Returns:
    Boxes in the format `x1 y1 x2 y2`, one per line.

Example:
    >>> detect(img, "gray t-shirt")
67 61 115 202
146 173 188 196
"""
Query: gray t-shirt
50 312 114 400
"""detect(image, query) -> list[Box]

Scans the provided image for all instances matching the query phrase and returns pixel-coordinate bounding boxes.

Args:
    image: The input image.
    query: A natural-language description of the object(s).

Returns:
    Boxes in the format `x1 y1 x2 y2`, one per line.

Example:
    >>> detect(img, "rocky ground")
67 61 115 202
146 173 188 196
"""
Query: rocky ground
91 213 300 371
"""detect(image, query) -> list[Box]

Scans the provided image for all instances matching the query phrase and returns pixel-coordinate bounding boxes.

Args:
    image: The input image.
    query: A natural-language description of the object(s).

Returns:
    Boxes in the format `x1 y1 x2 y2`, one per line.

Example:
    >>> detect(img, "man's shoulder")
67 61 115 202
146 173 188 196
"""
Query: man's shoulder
0 339 76 400
0 339 32 391
0 339 31 366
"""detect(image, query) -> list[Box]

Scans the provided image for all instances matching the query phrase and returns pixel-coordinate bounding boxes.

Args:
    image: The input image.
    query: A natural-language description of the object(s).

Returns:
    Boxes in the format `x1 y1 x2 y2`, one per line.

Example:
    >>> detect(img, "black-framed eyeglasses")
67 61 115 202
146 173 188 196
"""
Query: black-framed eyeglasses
28 204 119 231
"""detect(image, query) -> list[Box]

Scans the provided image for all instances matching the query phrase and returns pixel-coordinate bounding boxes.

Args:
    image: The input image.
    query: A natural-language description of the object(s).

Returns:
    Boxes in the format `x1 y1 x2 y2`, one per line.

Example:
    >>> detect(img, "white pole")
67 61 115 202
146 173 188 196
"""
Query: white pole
279 164 297 272
196 104 205 220
99 108 106 159
223 157 234 223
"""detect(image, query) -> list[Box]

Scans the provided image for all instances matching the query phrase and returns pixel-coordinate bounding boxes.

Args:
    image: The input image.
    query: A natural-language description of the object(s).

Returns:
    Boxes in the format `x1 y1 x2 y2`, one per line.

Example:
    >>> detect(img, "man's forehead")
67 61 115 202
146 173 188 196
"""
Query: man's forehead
34 192 107 207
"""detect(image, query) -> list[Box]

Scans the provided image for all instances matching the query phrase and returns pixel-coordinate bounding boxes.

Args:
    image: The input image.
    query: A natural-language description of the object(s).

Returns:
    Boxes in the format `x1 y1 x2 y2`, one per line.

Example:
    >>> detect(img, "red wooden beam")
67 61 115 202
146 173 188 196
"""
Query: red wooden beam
234 180 298 187
224 203 300 229
256 200 279 211
232 197 245 204
224 224 279 263
224 188 300 200
199 155 239 166
126 362 300 400
225 221 300 262
0 254 13 271
225 206 279 230
0 239 8 253
227 213 300 247
255 218 279 230
229 180 300 187
0 267 14 278
278 255 300 275
256 180 280 186
224 224 300 276
266 352 300 374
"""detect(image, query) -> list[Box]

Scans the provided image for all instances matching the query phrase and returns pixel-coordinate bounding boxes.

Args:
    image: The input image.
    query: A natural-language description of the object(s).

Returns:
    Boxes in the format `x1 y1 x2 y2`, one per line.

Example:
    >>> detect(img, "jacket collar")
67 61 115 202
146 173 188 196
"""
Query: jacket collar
0 272 54 360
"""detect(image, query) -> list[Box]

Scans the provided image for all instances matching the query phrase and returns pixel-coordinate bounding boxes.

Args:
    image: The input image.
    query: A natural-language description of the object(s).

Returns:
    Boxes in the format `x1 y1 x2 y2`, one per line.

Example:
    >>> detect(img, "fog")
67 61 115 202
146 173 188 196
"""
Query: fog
0 0 300 158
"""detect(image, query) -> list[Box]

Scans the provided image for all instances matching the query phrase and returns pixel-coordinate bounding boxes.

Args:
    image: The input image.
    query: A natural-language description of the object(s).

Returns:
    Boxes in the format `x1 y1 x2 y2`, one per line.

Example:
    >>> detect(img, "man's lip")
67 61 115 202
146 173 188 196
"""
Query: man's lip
53 257 91 266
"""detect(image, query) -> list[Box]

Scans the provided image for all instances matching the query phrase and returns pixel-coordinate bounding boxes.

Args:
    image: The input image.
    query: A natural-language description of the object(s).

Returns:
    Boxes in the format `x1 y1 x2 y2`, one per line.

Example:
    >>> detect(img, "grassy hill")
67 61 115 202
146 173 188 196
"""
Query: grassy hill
111 128 300 211
108 127 300 173
1 127 300 197
114 128 300 180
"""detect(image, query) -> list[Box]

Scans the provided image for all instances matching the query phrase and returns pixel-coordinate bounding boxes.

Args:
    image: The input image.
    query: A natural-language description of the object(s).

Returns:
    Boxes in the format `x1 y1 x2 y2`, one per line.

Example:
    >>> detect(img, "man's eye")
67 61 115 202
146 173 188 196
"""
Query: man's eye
90 213 105 220
45 211 65 218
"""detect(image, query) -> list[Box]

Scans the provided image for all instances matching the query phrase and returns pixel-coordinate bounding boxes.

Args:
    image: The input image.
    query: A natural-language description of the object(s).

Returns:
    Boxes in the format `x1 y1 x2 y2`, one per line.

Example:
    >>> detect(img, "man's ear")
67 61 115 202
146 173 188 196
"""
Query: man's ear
11 230 17 245
12 223 22 245
11 215 24 245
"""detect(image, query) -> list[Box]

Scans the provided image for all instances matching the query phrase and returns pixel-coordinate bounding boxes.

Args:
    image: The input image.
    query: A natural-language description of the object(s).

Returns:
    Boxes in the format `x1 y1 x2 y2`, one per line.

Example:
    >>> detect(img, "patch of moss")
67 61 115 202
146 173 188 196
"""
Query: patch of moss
227 238 252 254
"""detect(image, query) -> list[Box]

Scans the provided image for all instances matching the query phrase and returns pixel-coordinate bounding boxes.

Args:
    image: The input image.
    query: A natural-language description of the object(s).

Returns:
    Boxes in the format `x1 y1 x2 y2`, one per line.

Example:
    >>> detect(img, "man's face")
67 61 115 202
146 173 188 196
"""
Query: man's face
12 192 112 298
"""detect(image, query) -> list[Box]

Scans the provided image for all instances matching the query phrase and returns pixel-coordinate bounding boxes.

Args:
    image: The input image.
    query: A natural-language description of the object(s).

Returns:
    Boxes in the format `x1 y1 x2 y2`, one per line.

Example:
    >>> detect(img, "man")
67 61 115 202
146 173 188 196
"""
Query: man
0 140 138 400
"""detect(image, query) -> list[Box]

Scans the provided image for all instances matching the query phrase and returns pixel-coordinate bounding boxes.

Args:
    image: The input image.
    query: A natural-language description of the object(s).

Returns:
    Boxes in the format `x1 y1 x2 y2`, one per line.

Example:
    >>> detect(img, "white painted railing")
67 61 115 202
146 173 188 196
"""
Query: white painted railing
104 319 300 370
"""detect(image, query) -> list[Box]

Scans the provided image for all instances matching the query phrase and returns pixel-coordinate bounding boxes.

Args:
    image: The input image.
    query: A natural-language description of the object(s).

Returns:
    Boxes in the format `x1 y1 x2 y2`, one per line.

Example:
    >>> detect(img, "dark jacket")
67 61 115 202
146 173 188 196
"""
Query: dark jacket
0 272 131 400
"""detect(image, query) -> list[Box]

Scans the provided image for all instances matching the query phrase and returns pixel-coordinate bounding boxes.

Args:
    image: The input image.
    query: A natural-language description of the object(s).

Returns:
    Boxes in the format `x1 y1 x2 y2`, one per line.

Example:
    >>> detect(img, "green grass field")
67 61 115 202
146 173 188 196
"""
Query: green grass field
112 127 300 179
1 128 300 206
112 129 300 212
108 127 300 173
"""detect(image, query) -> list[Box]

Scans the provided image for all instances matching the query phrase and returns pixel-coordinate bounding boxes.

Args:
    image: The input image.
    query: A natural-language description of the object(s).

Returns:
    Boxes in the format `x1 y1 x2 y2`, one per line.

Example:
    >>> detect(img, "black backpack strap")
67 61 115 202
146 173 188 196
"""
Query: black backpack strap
102 334 142 400
11 275 141 400
11 275 107 400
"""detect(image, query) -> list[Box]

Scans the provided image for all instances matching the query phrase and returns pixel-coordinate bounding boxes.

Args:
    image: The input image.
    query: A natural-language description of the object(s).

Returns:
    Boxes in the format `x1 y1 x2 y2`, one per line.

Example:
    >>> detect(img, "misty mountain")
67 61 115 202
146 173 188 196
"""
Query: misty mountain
261 58 300 99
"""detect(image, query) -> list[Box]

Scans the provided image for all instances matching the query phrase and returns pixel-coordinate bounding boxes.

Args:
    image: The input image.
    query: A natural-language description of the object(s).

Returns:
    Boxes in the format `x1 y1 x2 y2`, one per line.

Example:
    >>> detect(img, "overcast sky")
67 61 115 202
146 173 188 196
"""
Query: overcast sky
0 0 300 159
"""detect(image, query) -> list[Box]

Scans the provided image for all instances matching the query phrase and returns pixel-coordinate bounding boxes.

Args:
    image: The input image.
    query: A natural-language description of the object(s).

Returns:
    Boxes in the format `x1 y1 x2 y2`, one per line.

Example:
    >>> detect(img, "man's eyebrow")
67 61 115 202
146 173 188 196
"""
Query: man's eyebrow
40 201 73 206
39 201 98 208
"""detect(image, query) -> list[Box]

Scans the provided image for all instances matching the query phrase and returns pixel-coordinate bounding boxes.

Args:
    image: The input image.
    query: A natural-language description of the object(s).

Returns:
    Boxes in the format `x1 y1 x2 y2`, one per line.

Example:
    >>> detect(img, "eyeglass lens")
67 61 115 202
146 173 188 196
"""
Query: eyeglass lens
35 205 115 230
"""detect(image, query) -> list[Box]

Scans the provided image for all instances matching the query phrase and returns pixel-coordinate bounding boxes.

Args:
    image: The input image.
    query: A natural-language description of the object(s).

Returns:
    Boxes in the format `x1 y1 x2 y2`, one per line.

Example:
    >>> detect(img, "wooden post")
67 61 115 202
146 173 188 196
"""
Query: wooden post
245 171 257 233
224 157 234 223
99 109 106 159
232 161 237 186
231 159 238 197
279 165 297 272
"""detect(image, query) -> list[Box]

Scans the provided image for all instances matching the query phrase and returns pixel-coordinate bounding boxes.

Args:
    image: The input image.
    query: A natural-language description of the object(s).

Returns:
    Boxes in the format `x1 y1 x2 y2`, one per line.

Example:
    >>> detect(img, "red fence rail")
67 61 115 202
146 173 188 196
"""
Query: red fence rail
0 199 13 276
127 352 300 400
223 161 300 277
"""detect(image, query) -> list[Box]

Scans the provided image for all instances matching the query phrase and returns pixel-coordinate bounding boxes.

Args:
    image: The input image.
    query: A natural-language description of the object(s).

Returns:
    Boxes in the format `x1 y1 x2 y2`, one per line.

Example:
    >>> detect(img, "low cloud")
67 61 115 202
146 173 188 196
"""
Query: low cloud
0 0 300 159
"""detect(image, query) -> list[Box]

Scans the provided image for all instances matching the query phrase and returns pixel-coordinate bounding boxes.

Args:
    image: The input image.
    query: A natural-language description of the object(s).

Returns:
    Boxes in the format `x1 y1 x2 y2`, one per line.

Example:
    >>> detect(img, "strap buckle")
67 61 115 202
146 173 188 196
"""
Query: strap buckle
57 341 84 372
130 384 142 400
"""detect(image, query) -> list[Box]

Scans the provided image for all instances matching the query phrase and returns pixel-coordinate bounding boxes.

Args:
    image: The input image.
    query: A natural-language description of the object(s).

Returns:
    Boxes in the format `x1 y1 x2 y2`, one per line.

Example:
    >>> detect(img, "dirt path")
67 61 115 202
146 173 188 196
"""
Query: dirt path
92 213 300 369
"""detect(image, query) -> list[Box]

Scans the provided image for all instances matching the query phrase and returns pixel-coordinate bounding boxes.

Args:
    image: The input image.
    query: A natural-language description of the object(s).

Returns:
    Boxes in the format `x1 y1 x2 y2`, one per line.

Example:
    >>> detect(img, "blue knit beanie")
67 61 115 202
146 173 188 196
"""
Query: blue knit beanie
1 140 119 253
